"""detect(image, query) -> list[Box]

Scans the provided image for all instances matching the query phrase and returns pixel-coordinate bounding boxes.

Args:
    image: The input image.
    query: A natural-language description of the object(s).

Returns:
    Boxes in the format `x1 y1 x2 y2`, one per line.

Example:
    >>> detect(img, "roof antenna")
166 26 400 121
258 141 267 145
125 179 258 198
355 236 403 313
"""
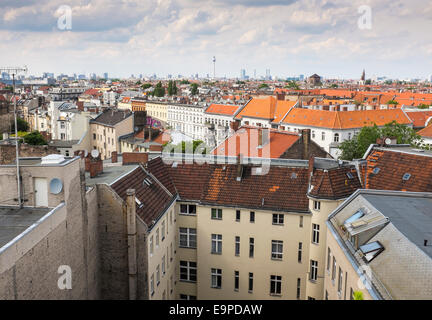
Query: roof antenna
0 66 28 208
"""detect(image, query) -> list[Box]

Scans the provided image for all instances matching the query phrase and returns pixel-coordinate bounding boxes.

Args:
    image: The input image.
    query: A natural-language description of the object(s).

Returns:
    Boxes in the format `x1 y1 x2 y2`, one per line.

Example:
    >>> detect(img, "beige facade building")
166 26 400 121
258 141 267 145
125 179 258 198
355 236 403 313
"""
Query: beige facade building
146 101 169 123
325 189 432 300
90 109 134 160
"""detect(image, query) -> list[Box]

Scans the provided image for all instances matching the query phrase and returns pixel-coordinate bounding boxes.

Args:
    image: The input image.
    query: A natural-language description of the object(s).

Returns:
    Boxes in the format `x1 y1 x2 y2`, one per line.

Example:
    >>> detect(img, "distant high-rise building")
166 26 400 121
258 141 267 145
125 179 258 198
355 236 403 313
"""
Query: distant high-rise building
361 69 366 81
240 69 246 80
429 74 432 83
265 69 271 80
104 73 109 80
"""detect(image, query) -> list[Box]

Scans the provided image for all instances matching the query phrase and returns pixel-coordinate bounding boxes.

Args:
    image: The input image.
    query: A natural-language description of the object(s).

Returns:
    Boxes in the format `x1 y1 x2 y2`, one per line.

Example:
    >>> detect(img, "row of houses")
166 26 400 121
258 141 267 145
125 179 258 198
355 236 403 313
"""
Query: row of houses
0 143 430 300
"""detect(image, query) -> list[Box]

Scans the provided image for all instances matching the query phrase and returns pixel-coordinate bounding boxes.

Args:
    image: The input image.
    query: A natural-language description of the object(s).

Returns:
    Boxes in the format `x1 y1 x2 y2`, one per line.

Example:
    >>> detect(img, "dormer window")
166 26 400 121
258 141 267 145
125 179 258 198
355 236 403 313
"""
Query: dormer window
402 173 411 181
345 210 364 225
360 241 384 262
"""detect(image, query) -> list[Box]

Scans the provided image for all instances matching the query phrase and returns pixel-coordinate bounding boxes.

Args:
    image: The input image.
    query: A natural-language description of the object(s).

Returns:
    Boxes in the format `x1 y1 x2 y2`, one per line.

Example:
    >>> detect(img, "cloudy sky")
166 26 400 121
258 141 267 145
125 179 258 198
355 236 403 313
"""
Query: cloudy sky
1 0 431 79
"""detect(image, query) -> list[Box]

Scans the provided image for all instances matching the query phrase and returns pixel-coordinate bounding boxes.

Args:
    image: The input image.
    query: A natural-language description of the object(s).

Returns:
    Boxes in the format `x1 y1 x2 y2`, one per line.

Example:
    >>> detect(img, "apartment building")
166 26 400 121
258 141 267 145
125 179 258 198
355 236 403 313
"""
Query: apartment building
325 189 432 300
234 97 298 128
141 155 362 300
131 97 147 112
0 154 100 299
90 109 134 160
167 103 206 141
277 108 413 158
50 87 87 101
146 101 169 123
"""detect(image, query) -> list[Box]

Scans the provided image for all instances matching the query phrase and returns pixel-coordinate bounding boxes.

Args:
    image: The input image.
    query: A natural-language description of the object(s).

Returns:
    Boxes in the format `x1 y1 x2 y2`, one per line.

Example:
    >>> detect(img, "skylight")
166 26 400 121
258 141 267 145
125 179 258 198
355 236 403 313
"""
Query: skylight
291 172 297 179
372 167 380 175
402 173 411 181
346 172 354 179
344 210 364 225
360 241 384 262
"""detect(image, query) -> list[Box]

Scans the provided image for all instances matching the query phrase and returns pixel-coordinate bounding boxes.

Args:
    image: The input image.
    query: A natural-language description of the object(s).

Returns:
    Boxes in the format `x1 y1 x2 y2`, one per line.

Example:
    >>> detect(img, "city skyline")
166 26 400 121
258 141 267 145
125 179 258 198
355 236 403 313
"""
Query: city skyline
1 0 432 79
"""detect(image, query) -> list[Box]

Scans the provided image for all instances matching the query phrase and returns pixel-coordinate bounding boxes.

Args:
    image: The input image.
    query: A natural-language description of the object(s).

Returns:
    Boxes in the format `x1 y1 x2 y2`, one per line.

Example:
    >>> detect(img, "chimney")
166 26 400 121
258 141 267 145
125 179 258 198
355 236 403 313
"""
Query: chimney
230 120 240 132
85 155 91 172
308 156 315 179
126 189 137 300
302 129 311 159
77 101 84 111
258 128 263 147
112 151 118 163
236 153 244 182
89 160 98 178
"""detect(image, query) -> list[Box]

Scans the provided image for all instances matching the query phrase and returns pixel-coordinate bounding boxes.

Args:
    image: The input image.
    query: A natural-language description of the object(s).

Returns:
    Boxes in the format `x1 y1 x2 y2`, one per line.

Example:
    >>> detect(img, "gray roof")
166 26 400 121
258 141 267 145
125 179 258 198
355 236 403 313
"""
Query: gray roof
90 108 132 127
0 207 51 248
48 140 79 148
363 193 432 259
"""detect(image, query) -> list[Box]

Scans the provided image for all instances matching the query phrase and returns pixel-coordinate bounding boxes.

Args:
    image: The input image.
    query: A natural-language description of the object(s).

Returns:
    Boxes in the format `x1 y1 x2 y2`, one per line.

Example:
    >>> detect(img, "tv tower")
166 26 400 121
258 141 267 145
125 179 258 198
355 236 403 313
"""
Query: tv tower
212 56 216 79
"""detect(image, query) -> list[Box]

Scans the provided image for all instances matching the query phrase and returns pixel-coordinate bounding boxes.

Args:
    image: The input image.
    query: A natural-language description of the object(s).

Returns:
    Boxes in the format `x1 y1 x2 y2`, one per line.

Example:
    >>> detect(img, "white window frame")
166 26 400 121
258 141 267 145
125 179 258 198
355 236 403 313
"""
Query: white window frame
270 275 282 295
271 240 283 260
179 227 197 248
211 268 222 289
272 213 284 225
310 260 318 282
179 261 197 283
211 234 223 254
312 224 320 244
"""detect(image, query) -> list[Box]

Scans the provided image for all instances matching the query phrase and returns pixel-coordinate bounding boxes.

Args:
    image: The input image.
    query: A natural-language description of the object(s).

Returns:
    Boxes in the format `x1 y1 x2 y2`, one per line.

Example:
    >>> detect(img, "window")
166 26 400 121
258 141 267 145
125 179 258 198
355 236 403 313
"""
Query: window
348 132 352 140
296 278 301 299
60 121 65 129
211 208 222 220
170 242 173 261
179 228 197 248
271 240 283 260
334 133 339 142
150 274 155 296
327 248 331 272
272 214 284 225
149 236 154 255
211 268 222 289
332 257 336 282
270 275 282 295
60 133 65 140
313 201 321 211
350 288 354 300
248 273 253 292
312 130 315 139
161 221 166 241
180 261 197 282
312 224 320 244
321 131 325 141
162 256 166 275
180 204 196 215
249 238 254 258
156 265 160 285
338 267 343 294
211 234 222 254
235 236 240 256
156 229 160 247
299 216 303 228
236 210 241 222
298 242 302 263
310 260 318 281
308 297 316 300
250 211 255 223
325 290 329 300
234 271 239 291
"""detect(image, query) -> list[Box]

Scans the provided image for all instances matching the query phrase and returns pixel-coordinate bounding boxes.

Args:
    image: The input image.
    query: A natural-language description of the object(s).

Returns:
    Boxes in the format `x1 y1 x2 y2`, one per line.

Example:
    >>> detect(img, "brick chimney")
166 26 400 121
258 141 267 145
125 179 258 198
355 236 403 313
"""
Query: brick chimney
230 120 240 132
302 129 311 159
122 152 149 165
258 128 263 147
112 151 118 163
85 155 91 172
77 101 84 111
89 160 98 178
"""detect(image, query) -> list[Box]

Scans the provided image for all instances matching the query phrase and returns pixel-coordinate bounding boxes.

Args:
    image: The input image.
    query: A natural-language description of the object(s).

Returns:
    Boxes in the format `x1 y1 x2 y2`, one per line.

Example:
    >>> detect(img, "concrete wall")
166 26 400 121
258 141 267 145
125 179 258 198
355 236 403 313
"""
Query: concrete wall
0 158 101 299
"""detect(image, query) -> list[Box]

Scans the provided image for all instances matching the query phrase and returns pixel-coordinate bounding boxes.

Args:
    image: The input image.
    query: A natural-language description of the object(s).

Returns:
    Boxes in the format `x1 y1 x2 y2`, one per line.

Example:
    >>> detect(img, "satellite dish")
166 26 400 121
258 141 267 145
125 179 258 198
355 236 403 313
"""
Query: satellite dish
49 178 63 194
91 149 99 158
384 138 392 145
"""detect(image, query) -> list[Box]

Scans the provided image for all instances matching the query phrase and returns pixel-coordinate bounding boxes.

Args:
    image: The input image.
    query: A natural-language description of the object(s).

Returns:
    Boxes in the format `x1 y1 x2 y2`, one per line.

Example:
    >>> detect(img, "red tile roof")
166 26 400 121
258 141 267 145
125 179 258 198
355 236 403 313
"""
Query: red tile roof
205 104 241 116
365 148 432 192
212 126 300 159
418 124 432 138
405 111 432 128
235 97 297 121
281 108 412 129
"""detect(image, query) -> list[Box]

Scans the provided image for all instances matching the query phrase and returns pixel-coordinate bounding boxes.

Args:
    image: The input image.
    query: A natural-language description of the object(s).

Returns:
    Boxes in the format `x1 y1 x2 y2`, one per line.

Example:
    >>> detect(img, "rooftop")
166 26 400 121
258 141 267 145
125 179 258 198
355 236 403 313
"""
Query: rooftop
0 206 52 248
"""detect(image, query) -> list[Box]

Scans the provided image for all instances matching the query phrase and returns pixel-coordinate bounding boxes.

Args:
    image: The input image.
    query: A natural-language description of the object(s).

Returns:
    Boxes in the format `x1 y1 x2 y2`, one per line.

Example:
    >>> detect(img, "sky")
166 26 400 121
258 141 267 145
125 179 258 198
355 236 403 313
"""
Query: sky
0 0 432 80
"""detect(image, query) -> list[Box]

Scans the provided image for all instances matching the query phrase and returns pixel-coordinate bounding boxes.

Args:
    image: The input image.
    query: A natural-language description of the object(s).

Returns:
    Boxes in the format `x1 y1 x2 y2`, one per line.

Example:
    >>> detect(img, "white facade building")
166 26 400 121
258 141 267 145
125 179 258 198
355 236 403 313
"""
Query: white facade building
167 103 206 141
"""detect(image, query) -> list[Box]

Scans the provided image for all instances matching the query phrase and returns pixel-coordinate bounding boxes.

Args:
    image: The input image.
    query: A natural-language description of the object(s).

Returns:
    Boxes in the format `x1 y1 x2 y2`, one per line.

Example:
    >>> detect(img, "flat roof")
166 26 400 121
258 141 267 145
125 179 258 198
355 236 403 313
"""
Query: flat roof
363 193 432 259
0 206 52 248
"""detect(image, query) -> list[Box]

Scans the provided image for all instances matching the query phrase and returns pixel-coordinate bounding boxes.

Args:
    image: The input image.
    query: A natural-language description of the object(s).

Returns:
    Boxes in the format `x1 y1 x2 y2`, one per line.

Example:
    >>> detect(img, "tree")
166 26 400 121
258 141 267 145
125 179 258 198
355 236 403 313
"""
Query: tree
365 79 372 85
190 83 199 95
339 122 422 160
141 83 152 90
387 100 398 105
180 80 190 85
23 131 47 145
152 81 165 97
285 81 299 90
11 118 29 132
167 80 178 96
258 83 269 89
